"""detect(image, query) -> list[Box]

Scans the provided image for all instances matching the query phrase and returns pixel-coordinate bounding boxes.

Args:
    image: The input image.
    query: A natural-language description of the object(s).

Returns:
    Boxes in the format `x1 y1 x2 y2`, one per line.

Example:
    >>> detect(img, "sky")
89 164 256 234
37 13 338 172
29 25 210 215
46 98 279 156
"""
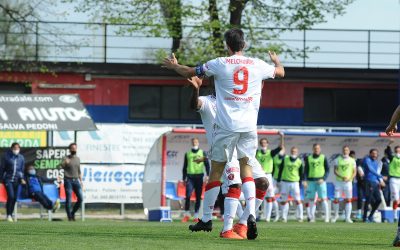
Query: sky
42 0 400 31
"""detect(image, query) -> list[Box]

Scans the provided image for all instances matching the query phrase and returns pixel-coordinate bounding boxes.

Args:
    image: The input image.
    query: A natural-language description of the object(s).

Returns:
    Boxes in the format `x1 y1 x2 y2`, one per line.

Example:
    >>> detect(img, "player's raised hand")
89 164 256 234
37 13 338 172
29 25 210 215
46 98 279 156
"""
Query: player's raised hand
268 51 281 65
386 123 397 136
162 53 178 69
187 76 203 89
278 131 284 137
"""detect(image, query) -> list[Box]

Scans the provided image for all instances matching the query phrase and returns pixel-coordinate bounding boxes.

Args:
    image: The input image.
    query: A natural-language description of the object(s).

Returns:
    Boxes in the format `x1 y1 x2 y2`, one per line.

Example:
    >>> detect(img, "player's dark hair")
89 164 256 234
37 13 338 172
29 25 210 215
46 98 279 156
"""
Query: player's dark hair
395 146 400 151
11 142 20 149
349 150 356 155
312 143 320 148
259 138 268 144
343 145 350 150
69 143 77 149
191 138 199 142
369 148 378 154
224 28 245 52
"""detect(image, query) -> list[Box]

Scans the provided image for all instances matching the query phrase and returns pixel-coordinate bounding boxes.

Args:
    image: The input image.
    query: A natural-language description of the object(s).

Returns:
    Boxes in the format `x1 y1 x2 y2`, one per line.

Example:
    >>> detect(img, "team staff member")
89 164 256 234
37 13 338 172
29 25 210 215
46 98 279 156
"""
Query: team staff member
61 143 83 221
255 132 284 222
362 148 384 223
277 147 304 223
332 146 356 223
304 144 330 223
381 146 391 208
386 144 400 221
182 138 210 222
0 142 25 222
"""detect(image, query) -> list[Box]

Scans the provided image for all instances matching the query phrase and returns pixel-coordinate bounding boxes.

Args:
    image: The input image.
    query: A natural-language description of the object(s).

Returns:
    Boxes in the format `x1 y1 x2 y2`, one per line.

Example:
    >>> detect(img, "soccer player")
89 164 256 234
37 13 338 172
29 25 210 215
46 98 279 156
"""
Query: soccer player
271 148 285 222
181 138 210 222
385 144 400 221
255 134 284 222
362 148 384 223
187 76 271 239
331 146 356 223
304 144 330 223
162 28 284 240
277 147 304 223
384 104 400 246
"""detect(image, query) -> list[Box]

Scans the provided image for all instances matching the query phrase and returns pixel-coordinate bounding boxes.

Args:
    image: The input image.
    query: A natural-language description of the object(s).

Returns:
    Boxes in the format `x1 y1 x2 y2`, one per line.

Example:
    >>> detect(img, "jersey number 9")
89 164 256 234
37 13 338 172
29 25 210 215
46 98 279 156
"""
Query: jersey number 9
233 66 249 95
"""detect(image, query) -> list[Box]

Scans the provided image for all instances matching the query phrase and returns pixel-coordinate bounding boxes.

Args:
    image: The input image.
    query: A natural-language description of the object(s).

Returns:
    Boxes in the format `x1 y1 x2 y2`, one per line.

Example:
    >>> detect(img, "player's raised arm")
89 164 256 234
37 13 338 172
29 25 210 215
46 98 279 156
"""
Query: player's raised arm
386 105 400 136
162 53 196 78
268 51 285 78
188 77 203 110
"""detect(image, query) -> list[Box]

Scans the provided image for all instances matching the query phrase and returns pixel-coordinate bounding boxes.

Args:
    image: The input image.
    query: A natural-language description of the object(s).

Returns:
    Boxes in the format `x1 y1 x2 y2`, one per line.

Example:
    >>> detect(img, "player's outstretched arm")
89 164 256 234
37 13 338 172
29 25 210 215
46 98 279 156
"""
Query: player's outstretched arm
386 105 400 136
268 51 285 78
188 77 203 110
162 53 196 78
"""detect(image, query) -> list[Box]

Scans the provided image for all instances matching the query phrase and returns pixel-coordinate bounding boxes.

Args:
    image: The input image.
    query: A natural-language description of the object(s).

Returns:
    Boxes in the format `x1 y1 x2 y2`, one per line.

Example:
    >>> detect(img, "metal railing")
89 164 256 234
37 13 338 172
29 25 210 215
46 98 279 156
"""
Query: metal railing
0 20 399 69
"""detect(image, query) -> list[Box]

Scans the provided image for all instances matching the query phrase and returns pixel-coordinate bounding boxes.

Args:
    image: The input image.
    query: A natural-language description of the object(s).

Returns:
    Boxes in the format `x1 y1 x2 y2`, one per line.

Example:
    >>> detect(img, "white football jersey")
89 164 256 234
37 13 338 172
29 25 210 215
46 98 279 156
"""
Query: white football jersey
197 95 217 145
201 54 275 132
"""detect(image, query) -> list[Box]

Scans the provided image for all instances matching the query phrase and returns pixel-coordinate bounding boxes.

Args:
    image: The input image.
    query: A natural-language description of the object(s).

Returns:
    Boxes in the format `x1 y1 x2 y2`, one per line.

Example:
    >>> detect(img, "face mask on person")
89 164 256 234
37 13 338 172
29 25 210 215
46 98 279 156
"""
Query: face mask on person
28 169 36 175
290 154 297 159
12 149 20 155
261 147 267 151
192 146 199 150
396 153 400 158
70 151 77 155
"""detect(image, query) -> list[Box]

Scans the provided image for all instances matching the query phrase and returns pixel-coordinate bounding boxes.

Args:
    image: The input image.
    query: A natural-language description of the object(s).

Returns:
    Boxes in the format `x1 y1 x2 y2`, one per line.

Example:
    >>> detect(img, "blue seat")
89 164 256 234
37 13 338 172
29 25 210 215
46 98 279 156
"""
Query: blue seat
43 184 59 202
166 182 183 201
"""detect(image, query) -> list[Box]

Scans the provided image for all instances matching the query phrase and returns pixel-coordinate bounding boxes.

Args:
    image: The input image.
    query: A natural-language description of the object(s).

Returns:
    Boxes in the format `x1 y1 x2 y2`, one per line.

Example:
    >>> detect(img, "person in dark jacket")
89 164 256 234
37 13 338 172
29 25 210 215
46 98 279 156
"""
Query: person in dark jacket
362 148 384 223
0 142 25 222
24 165 60 212
350 150 365 220
381 147 391 208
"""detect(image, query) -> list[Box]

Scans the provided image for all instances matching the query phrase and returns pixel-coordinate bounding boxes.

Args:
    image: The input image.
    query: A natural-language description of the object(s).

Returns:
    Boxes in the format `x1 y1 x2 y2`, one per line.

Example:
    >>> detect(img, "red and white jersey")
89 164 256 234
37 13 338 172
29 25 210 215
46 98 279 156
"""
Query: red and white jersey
202 54 275 132
197 95 217 145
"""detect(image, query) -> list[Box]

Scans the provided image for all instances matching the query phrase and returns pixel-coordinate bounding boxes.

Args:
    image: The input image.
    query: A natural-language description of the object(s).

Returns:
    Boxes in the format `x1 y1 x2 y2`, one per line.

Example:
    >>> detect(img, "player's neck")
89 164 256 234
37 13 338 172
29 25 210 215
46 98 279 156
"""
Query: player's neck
229 51 244 56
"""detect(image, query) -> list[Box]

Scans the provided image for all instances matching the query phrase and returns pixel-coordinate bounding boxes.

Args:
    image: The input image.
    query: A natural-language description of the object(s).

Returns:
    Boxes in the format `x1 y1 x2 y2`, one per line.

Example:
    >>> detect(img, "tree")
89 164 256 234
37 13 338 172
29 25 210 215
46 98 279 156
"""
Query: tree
67 0 355 65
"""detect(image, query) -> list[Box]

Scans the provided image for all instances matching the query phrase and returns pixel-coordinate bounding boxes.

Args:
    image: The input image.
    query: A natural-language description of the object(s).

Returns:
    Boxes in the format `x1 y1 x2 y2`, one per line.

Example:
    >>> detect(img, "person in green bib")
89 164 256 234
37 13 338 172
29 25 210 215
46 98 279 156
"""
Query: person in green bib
255 132 284 222
332 146 356 223
387 144 400 222
182 138 210 223
271 147 285 222
277 147 304 223
304 143 330 223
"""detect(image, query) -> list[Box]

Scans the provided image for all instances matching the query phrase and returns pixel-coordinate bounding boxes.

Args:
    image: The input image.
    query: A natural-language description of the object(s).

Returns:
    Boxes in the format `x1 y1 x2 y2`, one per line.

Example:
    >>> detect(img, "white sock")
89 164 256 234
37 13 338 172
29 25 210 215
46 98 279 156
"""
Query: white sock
236 201 244 218
345 202 352 220
282 203 289 220
201 184 220 222
310 201 316 219
223 197 239 232
194 212 199 219
265 201 273 221
239 180 256 225
297 203 303 220
322 200 329 221
255 198 263 212
333 202 339 218
272 201 279 219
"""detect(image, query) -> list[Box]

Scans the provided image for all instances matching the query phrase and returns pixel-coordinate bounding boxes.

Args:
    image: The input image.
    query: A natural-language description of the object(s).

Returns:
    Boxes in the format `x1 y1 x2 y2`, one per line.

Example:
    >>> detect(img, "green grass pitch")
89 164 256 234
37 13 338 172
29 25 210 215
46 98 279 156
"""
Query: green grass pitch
0 220 396 249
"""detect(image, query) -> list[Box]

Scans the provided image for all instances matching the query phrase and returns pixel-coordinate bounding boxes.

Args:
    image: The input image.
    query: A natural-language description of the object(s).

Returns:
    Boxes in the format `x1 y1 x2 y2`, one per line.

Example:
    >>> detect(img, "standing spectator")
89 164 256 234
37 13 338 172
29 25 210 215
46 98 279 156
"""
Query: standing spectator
60 143 83 221
0 142 25 222
304 144 330 223
362 148 384 223
255 132 284 222
350 150 365 220
182 138 210 222
332 146 357 223
271 147 285 222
